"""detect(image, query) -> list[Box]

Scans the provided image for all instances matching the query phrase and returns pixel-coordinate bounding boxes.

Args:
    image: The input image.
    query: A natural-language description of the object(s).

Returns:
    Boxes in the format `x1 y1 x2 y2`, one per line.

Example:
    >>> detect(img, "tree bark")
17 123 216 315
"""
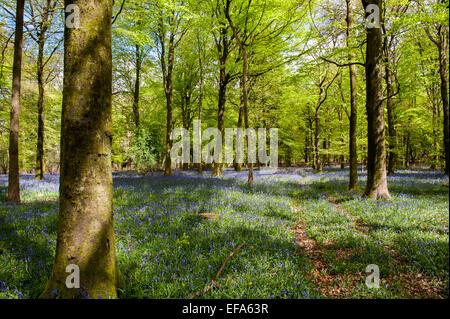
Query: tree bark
226 0 252 185
40 0 121 298
314 107 322 172
159 14 177 176
438 27 449 175
197 34 204 174
35 2 53 181
385 65 397 176
133 44 141 129
212 24 229 177
362 0 391 199
346 0 358 190
405 132 410 168
235 104 243 172
7 0 25 203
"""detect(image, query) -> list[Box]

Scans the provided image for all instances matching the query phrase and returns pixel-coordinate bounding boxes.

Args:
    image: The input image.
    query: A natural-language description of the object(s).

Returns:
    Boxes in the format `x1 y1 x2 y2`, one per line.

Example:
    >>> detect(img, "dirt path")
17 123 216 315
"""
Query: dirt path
290 197 447 299
289 203 364 298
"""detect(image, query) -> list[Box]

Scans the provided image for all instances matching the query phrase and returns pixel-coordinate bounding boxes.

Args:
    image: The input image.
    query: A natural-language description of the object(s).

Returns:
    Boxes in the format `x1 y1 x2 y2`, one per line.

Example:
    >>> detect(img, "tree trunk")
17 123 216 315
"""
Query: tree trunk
7 0 25 203
235 104 243 172
405 132 410 168
197 34 204 174
314 109 322 172
133 44 141 129
225 1 252 185
438 27 449 175
182 95 191 170
385 65 397 176
212 25 230 178
40 0 121 298
212 26 228 177
164 41 175 176
310 123 315 169
347 0 358 190
431 100 439 169
362 0 391 199
304 133 309 165
35 10 51 181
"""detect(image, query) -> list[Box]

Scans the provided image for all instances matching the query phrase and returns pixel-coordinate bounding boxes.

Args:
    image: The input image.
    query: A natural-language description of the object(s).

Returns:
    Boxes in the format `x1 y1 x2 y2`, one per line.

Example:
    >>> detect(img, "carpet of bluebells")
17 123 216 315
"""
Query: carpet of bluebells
0 168 448 299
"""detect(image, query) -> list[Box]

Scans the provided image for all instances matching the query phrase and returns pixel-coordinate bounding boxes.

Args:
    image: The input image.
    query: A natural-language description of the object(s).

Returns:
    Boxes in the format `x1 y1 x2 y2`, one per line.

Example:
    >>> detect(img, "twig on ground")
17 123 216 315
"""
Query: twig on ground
190 242 246 299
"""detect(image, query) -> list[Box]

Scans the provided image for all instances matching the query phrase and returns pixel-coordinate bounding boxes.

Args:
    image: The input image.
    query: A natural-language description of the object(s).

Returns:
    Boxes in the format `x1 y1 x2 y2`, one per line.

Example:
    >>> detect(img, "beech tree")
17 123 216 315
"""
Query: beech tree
40 0 122 298
362 0 391 199
154 0 187 176
7 0 24 203
346 0 359 190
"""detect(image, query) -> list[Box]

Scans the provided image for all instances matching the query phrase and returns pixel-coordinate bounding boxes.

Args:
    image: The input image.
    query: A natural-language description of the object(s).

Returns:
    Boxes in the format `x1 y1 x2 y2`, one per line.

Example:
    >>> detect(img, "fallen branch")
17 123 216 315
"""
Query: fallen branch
190 242 246 299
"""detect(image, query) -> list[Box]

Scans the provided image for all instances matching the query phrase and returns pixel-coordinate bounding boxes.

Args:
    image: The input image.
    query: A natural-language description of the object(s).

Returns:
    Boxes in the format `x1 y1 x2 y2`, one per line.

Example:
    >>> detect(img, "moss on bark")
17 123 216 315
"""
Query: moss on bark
40 0 120 299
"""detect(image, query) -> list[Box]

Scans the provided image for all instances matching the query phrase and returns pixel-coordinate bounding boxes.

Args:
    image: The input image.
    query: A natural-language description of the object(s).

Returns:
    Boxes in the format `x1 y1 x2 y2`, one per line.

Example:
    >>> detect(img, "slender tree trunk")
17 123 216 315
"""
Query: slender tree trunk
161 20 176 176
362 0 391 199
133 44 141 129
225 1 252 185
182 95 191 170
431 100 439 169
7 0 25 203
310 122 315 169
35 12 50 181
438 28 449 175
405 132 410 168
347 0 358 190
40 0 121 298
385 66 397 175
314 109 322 172
213 25 228 177
235 104 243 172
304 134 309 165
197 35 204 174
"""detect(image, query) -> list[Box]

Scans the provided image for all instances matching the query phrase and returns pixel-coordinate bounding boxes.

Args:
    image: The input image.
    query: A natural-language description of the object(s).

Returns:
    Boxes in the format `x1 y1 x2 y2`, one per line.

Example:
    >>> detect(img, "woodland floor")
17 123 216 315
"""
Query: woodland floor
0 168 448 299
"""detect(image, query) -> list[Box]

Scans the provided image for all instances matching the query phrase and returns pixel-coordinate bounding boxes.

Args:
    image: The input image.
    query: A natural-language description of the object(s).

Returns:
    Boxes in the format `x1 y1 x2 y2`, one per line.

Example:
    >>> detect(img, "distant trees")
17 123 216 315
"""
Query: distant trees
25 0 61 180
421 0 449 175
0 0 447 196
154 0 187 176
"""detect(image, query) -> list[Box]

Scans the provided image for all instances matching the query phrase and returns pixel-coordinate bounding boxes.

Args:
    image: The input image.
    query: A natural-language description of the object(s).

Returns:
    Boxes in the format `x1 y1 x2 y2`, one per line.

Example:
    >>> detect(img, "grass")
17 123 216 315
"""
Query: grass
0 168 448 299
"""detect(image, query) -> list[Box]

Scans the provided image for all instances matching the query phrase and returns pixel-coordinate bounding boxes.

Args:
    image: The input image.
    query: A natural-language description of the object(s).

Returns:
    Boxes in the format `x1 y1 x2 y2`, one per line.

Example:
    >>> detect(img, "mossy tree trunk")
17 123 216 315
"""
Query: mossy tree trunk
40 0 121 299
362 0 391 199
7 0 25 204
